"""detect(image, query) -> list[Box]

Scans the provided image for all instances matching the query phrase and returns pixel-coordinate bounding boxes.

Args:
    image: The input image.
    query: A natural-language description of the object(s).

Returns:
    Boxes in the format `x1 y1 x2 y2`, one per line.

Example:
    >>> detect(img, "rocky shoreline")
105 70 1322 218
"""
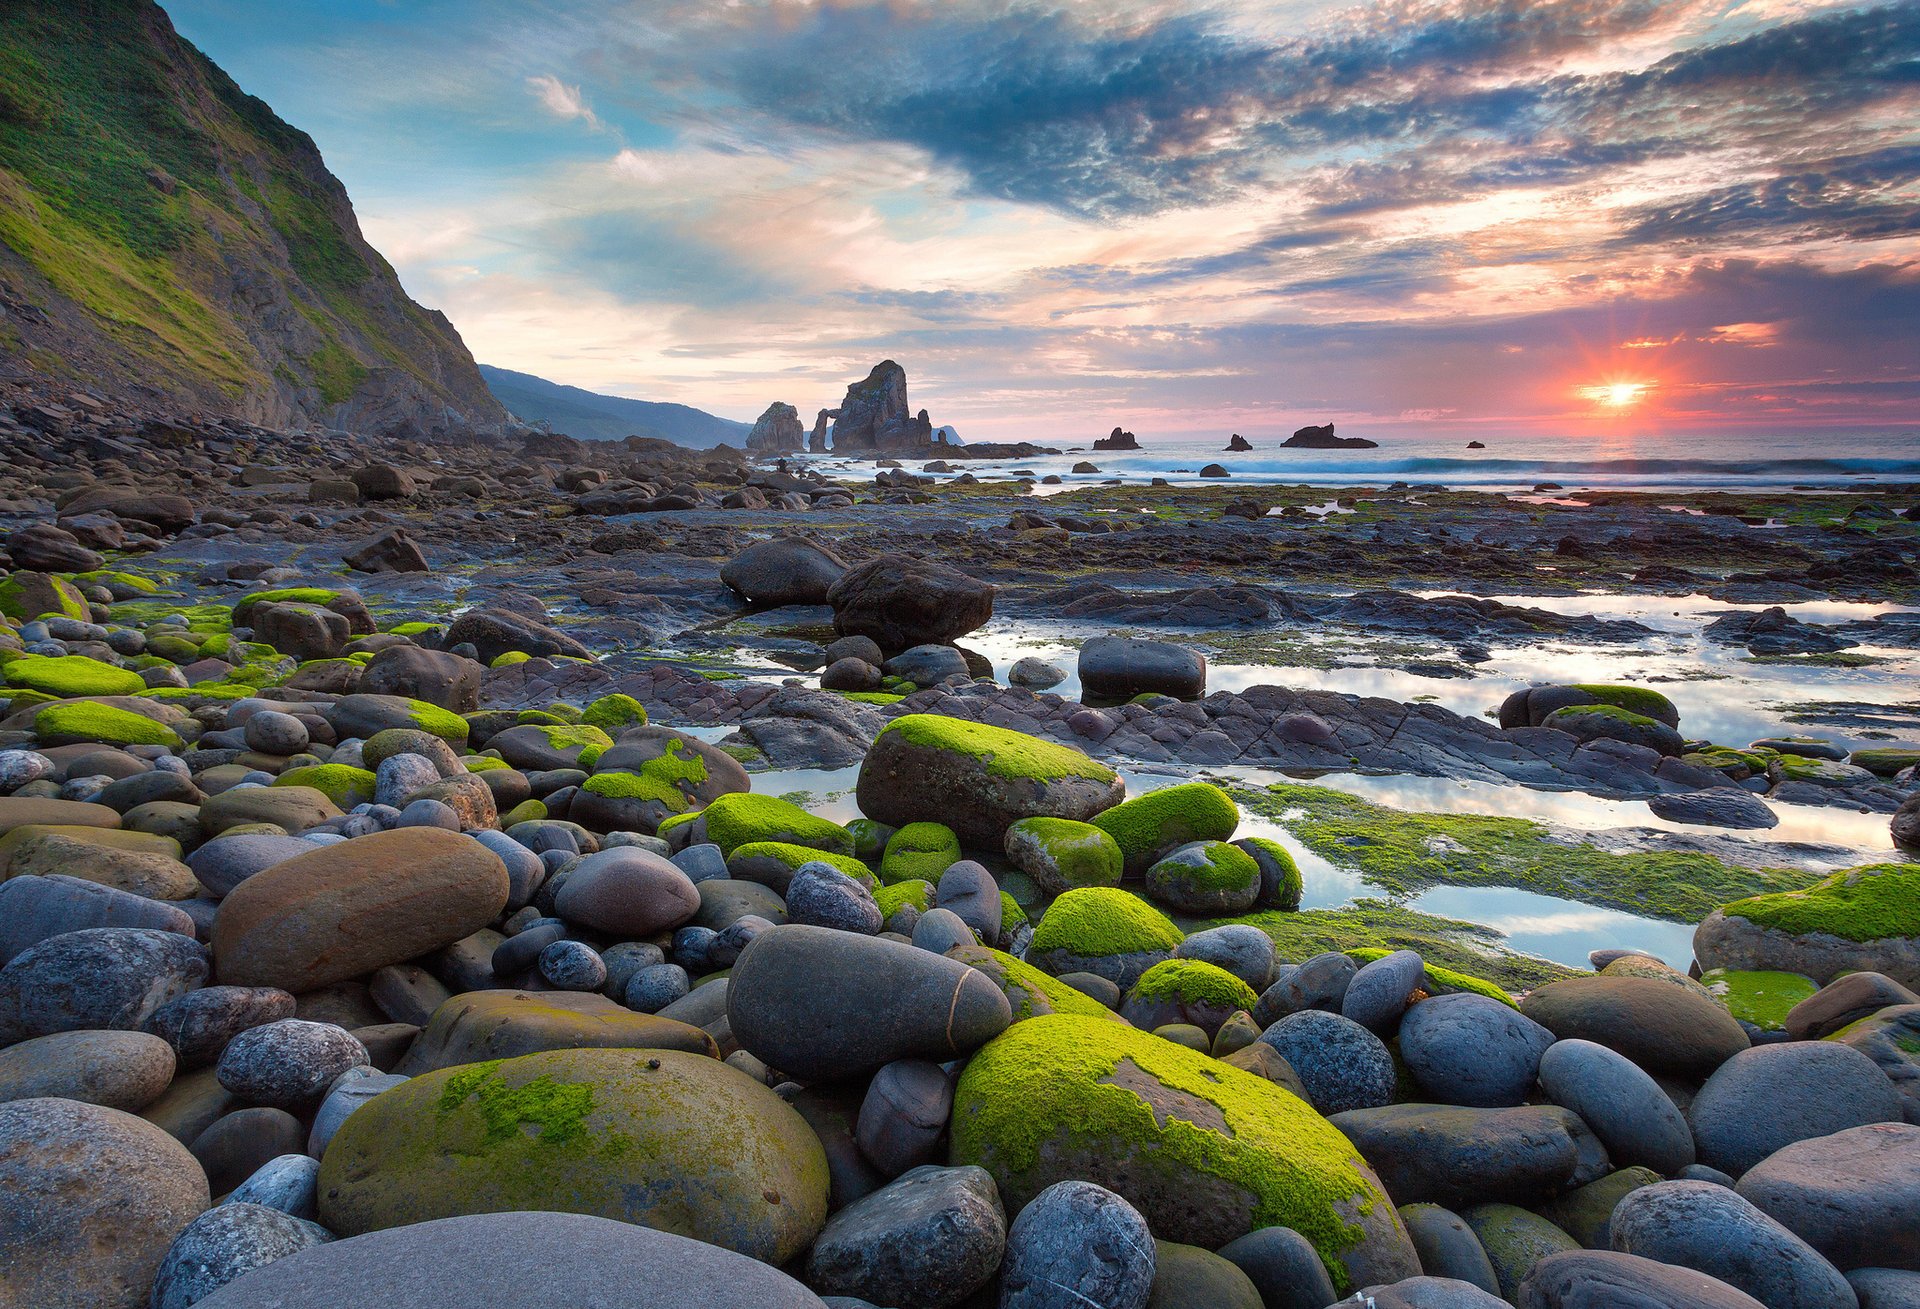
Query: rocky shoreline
2 386 1918 1309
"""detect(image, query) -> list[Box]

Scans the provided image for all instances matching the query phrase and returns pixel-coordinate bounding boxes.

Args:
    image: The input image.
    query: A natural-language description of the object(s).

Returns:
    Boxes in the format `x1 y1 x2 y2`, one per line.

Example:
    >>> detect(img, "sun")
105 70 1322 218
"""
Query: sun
1579 380 1650 409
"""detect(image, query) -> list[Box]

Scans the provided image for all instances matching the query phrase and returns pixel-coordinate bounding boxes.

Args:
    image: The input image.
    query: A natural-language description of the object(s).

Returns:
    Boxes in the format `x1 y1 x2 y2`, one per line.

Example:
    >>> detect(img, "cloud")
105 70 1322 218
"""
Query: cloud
526 73 602 130
1619 144 1920 245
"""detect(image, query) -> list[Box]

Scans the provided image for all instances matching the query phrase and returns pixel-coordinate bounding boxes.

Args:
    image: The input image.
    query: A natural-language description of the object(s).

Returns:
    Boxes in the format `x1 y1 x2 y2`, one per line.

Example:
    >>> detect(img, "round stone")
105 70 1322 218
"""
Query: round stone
1610 1180 1857 1309
0 1028 176 1110
1689 1042 1902 1178
1258 1009 1396 1116
1027 887 1184 990
317 1047 830 1266
786 862 883 935
1003 816 1124 897
1735 1122 1920 1272
1537 1038 1696 1176
1520 974 1749 1080
1002 1180 1156 1309
150 1202 332 1309
216 1019 370 1110
951 1012 1419 1294
0 926 208 1042
1327 1104 1609 1211
1144 840 1261 916
0 1097 212 1309
1399 994 1555 1108
1519 1249 1769 1308
1174 924 1275 992
805 1164 1006 1308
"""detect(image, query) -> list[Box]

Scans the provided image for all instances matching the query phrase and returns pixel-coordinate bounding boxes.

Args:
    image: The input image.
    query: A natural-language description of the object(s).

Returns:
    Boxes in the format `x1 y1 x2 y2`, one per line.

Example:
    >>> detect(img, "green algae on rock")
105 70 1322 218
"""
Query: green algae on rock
1004 815 1124 896
272 763 376 808
880 821 962 884
1120 959 1261 1037
700 793 854 858
874 878 935 919
1213 900 1574 992
856 713 1124 847
317 1047 829 1265
1145 840 1262 916
1344 946 1518 1008
730 842 876 889
1091 781 1240 876
1028 886 1185 988
1699 967 1818 1033
949 1013 1418 1291
3 654 145 698
1695 862 1920 987
0 571 89 622
944 942 1122 1022
1239 782 1822 923
32 700 182 747
580 692 648 732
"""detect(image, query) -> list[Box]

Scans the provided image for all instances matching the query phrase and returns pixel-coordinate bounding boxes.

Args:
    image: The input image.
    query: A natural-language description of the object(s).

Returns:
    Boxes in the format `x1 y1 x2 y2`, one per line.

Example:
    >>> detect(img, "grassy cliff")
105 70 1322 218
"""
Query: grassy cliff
0 0 505 432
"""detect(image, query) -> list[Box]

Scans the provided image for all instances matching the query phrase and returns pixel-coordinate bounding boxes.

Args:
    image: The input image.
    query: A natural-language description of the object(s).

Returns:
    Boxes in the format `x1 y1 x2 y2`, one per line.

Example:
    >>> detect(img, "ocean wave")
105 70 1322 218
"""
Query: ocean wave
1095 455 1920 478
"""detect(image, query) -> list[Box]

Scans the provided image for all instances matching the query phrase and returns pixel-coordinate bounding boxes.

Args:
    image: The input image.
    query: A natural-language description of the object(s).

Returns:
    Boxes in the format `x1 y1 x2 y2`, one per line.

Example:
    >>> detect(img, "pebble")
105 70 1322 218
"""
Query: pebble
1258 1008 1396 1114
1536 1037 1696 1176
149 1203 333 1309
805 1164 1006 1309
215 1019 370 1109
1399 993 1555 1107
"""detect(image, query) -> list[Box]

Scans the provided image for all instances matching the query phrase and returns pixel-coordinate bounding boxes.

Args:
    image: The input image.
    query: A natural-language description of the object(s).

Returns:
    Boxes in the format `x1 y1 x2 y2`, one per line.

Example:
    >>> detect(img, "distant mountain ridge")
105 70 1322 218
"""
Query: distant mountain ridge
0 0 504 434
479 364 750 448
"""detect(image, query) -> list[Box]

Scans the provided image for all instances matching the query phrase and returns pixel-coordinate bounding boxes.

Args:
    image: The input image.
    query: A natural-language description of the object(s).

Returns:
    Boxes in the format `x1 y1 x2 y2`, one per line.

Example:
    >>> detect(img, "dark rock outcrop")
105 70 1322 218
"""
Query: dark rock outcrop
746 403 805 453
1094 428 1140 451
826 362 933 452
1283 424 1378 449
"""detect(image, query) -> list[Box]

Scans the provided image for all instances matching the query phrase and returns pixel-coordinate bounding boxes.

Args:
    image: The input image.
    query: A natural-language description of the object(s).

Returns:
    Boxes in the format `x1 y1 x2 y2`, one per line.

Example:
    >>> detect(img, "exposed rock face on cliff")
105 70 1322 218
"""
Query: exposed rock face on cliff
1283 423 1378 450
825 360 934 451
0 0 506 436
746 402 804 452
1094 427 1140 450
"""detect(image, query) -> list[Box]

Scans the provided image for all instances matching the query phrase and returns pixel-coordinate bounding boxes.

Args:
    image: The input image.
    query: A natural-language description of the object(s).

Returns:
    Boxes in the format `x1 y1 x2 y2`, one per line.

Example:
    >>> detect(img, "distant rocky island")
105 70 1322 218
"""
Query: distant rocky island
1094 427 1140 451
741 360 1057 459
1225 434 1253 451
1282 423 1378 449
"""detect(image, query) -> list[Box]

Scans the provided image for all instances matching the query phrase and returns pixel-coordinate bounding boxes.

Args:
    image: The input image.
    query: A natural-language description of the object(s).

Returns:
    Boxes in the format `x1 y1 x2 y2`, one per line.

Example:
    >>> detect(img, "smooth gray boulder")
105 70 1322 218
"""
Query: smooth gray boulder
1000 1180 1156 1309
1517 1250 1767 1308
1329 1104 1611 1209
804 1165 1005 1309
1399 1203 1502 1296
1258 1009 1395 1115
1537 1037 1695 1176
1399 993 1555 1107
0 874 196 965
150 1203 333 1309
1216 1225 1338 1309
1343 949 1426 1034
192 1211 829 1307
215 1019 369 1110
0 927 208 1042
1736 1123 1920 1272
1610 1180 1856 1309
1689 1042 1901 1176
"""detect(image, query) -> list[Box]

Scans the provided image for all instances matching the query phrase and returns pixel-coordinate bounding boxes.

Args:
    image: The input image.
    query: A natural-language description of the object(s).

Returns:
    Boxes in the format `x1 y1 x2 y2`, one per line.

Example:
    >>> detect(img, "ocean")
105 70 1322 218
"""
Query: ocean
792 428 1920 495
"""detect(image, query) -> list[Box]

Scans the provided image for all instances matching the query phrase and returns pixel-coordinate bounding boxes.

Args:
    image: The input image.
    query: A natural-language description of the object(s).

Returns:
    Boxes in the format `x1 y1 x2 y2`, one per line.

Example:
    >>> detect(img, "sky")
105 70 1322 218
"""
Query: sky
159 0 1920 441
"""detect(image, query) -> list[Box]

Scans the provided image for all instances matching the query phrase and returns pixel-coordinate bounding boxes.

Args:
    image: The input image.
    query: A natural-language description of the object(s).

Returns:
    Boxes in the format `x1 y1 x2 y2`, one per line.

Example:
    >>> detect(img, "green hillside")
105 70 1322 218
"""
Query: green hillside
0 0 504 431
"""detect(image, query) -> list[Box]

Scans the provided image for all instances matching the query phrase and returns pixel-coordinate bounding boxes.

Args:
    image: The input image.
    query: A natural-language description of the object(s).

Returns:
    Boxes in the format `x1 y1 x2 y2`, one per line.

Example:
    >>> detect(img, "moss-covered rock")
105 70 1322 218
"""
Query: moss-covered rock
700 793 853 858
1145 840 1262 916
1004 816 1124 896
485 722 613 772
316 1047 829 1264
1542 705 1685 756
856 713 1124 847
1700 967 1819 1035
874 878 935 919
1120 959 1260 1036
272 763 376 808
327 693 469 746
880 821 961 885
949 1013 1418 1291
728 842 876 893
1344 948 1517 1008
580 693 648 733
0 571 89 622
946 942 1122 1023
1236 837 1303 912
3 655 145 698
1091 782 1240 877
32 700 181 748
1695 863 1920 987
1029 886 1185 988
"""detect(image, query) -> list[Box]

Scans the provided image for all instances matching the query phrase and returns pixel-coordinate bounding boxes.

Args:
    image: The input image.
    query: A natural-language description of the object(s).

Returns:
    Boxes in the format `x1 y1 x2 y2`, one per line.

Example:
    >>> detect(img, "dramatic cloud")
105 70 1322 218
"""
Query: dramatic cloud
159 0 1920 437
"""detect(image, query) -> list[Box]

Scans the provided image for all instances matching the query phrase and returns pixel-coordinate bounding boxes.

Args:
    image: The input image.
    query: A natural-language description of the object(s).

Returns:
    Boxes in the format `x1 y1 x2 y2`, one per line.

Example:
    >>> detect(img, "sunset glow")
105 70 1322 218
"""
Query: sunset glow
156 0 1920 440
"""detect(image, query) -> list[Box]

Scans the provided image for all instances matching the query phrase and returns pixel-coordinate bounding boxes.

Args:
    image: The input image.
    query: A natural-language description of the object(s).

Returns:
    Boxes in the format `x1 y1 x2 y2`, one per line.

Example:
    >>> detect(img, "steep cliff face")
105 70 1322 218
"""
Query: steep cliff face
0 0 506 435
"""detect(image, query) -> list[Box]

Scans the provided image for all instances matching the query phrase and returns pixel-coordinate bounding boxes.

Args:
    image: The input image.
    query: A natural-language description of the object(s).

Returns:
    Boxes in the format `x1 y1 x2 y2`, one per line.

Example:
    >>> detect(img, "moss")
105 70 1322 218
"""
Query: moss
403 700 469 745
699 793 853 858
1717 863 1920 943
1545 704 1661 731
581 740 707 814
729 842 876 887
834 690 906 705
492 651 533 669
1569 684 1677 725
1005 816 1124 889
3 654 145 698
580 693 648 733
1239 783 1822 924
881 821 962 885
387 621 437 637
1700 967 1818 1031
502 799 548 826
0 572 88 621
232 587 341 621
948 943 1120 1022
33 701 180 747
140 681 253 703
874 878 936 917
1851 747 1920 777
1240 836 1302 912
655 811 698 842
274 763 375 807
71 569 161 595
1092 782 1240 873
1131 959 1260 1013
1215 900 1574 992
1032 887 1184 957
1150 841 1260 892
437 1060 594 1147
1345 947 1517 1008
879 713 1117 784
950 1013 1381 1290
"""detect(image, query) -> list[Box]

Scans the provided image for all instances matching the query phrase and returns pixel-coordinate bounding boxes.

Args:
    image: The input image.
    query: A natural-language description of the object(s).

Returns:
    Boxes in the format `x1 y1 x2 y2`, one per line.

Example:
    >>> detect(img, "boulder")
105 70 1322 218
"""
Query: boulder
1328 1104 1610 1209
1689 1041 1902 1176
212 827 509 992
357 647 483 713
1695 863 1920 988
1001 1180 1156 1309
0 1028 176 1109
1399 993 1556 1107
193 1211 829 1308
0 873 196 965
951 1013 1420 1293
1079 636 1207 700
805 1165 1006 1308
827 559 995 651
0 926 208 1041
554 846 701 936
318 1047 828 1263
1520 975 1748 1079
1259 1009 1396 1116
1736 1122 1920 1271
1090 782 1240 877
1536 1038 1695 1176
1610 1181 1857 1309
721 536 847 606
726 925 1011 1082
1828 1004 1920 1121
0 1097 211 1309
856 714 1123 847
396 989 716 1074
1026 886 1184 990
442 608 592 665
149 1203 332 1309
